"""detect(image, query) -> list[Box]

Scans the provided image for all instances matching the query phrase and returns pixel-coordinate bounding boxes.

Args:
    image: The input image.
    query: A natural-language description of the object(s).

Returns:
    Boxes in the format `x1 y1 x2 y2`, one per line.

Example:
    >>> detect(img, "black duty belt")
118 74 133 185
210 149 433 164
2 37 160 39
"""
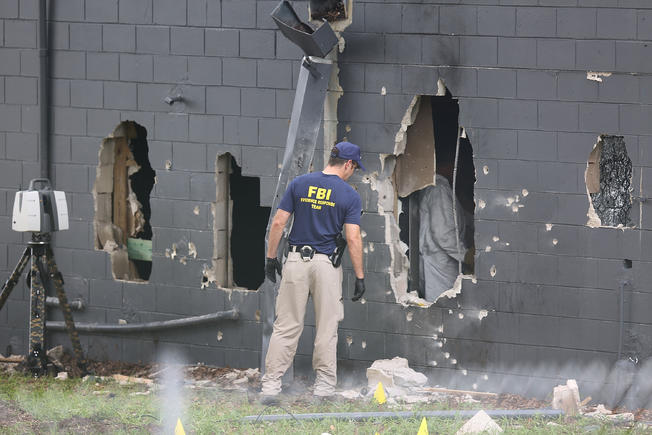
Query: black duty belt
289 245 317 261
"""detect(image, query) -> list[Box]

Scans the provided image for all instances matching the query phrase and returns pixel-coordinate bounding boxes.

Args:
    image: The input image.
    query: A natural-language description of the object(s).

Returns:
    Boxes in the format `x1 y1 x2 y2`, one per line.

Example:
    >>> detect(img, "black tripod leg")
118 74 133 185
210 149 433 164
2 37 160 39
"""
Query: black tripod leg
28 250 47 375
0 247 31 311
45 247 88 374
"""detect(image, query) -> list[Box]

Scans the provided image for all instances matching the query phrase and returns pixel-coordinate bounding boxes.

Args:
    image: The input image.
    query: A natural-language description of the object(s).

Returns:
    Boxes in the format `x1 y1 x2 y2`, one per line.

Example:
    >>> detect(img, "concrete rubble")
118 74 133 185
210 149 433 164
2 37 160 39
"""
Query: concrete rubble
456 410 503 434
367 357 428 389
551 379 581 416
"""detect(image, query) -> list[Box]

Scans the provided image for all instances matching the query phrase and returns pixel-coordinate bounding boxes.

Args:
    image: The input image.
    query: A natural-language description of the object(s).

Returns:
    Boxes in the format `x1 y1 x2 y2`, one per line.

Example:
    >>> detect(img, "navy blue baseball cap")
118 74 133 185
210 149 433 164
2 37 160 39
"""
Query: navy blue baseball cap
332 141 365 171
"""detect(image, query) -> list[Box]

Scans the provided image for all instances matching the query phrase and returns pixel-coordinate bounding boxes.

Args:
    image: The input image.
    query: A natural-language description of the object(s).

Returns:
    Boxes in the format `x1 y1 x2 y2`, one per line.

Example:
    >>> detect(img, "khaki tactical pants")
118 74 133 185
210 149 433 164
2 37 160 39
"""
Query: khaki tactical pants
261 252 344 396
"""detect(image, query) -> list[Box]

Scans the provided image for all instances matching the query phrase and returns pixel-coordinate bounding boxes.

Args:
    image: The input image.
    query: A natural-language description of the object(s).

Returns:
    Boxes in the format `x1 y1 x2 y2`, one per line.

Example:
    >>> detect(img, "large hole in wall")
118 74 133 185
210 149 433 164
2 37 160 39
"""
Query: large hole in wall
204 154 271 290
93 121 156 282
585 135 633 228
384 89 475 303
309 0 350 22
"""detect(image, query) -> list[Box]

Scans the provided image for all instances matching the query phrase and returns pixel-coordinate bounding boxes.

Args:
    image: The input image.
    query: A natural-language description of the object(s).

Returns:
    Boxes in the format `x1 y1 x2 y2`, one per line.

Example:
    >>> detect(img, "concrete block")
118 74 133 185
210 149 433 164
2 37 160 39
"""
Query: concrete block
70 23 102 51
240 29 275 59
19 49 38 77
440 5 477 35
223 116 257 146
478 6 515 36
517 252 557 285
558 132 596 163
52 51 86 79
457 98 499 129
498 159 539 190
153 0 186 25
103 24 136 52
205 0 221 26
241 88 275 118
52 0 84 21
498 99 537 129
189 57 221 85
554 193 588 226
19 105 38 134
205 28 239 57
153 55 188 83
638 10 652 41
136 26 170 54
188 114 223 144
0 49 20 76
70 80 103 109
154 112 188 141
222 58 256 87
119 0 153 24
86 0 118 22
539 161 579 193
616 41 652 74
400 65 437 94
620 104 652 136
187 0 206 26
364 64 400 95
5 76 37 105
557 256 597 288
579 103 619 134
50 79 69 107
206 87 240 115
52 107 86 135
257 59 292 89
401 4 437 34
557 8 596 38
258 118 287 148
385 35 421 64
256 0 277 30
104 82 138 110
154 171 190 199
172 198 210 229
338 36 384 68
0 0 18 18
460 36 497 67
86 52 119 80
5 132 37 161
242 146 277 177
190 173 215 202
576 40 616 71
537 39 575 70
339 93 384 123
172 142 207 172
598 74 639 104
171 27 204 56
4 20 36 48
557 72 598 102
365 3 401 33
516 7 556 37
137 83 170 112
517 70 556 100
70 136 98 165
221 0 256 28
518 130 556 161
87 109 121 138
597 8 636 39
478 68 516 98
120 54 153 82
539 101 579 132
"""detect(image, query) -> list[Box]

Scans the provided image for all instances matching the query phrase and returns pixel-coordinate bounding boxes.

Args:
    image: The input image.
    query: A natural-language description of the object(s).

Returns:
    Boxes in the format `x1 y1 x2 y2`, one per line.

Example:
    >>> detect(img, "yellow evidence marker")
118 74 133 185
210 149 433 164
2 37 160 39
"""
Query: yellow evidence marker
417 417 429 435
174 418 186 435
373 382 386 404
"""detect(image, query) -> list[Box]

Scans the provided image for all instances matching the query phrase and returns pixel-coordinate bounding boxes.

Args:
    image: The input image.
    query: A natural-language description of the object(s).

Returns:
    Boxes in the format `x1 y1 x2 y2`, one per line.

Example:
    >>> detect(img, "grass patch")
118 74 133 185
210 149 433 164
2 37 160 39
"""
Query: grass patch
0 372 647 434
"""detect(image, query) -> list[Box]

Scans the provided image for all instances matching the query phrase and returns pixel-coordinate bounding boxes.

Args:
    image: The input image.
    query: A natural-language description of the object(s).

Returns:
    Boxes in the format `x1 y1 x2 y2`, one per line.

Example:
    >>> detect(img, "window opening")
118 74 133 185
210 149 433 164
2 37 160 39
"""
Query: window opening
586 135 632 228
94 121 155 282
395 92 475 302
208 154 271 290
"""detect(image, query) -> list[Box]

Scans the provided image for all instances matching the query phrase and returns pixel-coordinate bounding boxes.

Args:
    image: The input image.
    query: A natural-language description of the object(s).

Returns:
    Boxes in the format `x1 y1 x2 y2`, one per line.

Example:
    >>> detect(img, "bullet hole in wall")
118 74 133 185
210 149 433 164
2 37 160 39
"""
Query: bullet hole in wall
211 154 271 290
586 135 632 228
93 121 155 282
395 92 475 300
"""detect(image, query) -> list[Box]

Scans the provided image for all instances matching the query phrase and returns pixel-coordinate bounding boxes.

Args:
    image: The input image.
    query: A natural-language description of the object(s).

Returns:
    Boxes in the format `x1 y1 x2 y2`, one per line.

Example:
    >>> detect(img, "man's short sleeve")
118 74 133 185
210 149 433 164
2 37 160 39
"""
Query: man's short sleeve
278 180 295 213
344 193 362 225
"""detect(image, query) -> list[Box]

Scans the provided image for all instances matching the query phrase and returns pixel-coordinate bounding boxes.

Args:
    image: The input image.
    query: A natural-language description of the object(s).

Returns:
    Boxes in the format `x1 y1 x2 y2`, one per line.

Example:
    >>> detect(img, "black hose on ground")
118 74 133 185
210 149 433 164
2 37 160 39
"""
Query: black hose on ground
46 309 239 333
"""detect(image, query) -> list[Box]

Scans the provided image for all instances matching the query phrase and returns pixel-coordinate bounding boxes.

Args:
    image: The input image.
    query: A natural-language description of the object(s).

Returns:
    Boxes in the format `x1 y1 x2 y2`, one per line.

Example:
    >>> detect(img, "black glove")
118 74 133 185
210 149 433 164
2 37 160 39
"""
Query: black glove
265 257 282 283
352 278 365 302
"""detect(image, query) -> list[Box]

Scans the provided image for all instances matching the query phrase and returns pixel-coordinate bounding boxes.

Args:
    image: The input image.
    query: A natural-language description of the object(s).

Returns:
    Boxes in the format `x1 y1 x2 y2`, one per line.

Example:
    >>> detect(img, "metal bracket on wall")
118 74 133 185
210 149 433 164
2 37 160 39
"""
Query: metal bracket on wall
260 1 338 376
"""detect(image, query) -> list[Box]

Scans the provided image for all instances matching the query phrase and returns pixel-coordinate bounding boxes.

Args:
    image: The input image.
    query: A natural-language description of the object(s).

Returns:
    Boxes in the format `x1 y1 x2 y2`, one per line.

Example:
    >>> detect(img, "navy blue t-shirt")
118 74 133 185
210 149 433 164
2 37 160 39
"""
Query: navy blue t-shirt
279 172 362 254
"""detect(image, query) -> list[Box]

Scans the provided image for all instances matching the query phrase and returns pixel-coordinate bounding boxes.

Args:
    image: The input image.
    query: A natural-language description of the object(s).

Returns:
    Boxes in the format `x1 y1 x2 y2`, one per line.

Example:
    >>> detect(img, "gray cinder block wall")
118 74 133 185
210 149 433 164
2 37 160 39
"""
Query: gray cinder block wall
2 0 652 398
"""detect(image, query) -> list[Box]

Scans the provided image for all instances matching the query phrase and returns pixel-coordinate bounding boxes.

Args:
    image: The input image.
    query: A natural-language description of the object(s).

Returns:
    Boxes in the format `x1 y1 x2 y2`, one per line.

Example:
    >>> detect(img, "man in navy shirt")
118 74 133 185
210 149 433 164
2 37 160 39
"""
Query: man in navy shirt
261 141 365 401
